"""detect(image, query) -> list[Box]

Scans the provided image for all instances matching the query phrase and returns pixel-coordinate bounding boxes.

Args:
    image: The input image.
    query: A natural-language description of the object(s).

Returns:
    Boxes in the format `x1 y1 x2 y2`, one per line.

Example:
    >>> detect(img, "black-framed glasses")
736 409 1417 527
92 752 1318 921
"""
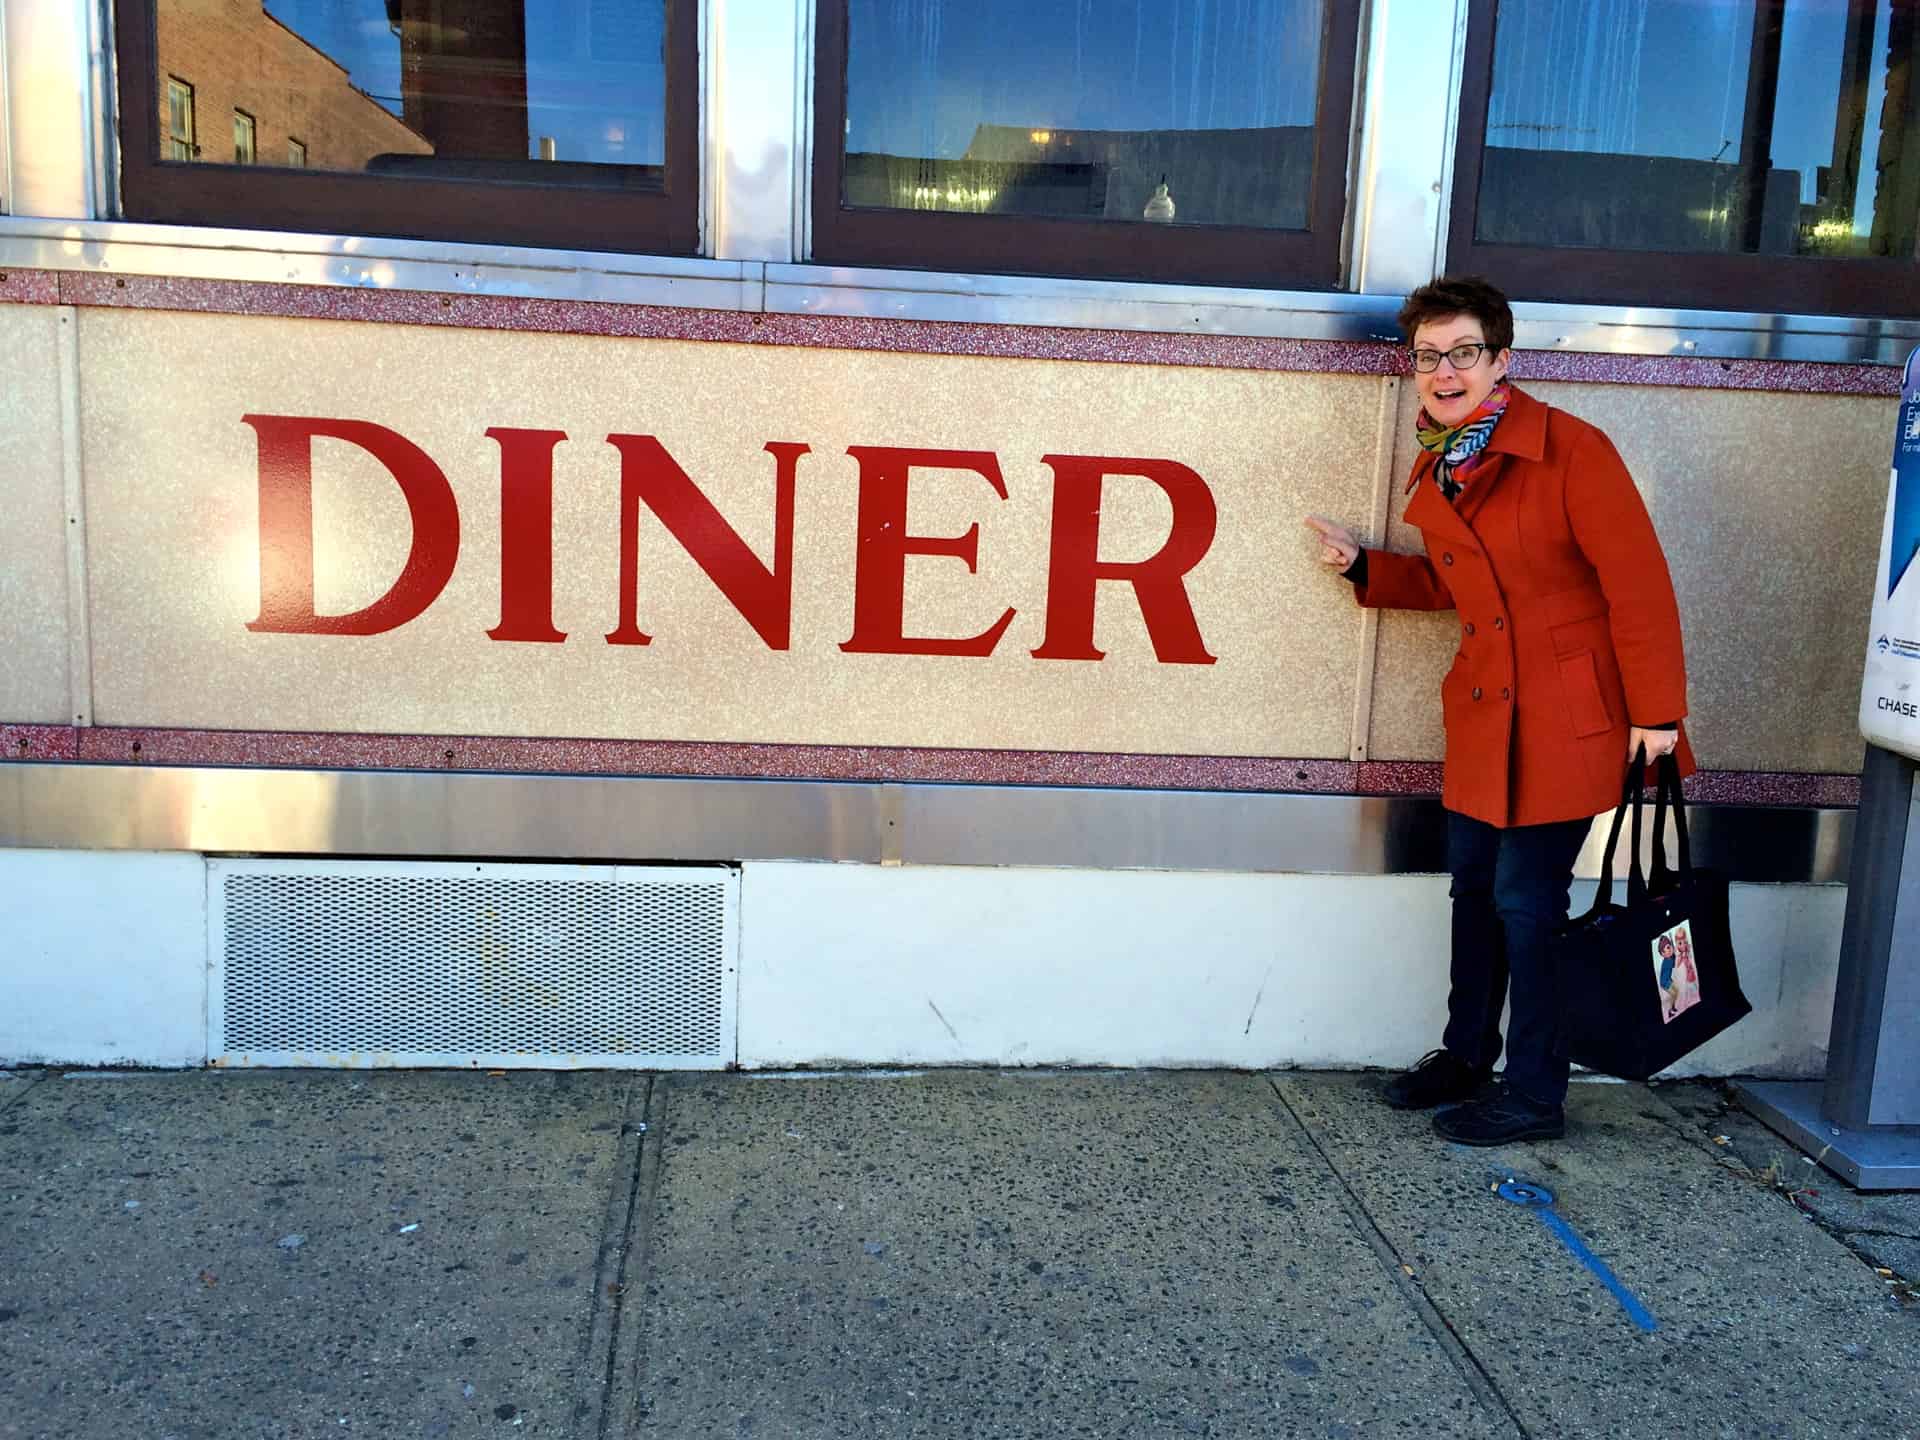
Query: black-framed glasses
1409 341 1495 373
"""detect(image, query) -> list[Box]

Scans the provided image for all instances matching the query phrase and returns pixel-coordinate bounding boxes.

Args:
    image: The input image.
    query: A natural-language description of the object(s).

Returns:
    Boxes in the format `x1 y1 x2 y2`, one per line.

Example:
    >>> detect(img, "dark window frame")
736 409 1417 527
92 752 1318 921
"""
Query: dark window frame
114 0 700 254
810 0 1366 290
1447 0 1920 320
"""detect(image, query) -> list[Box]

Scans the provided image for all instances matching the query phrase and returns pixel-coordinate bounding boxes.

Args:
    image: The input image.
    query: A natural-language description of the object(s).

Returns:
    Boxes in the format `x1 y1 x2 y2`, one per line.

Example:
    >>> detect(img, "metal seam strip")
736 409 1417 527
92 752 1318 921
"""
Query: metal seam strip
1267 1077 1533 1439
792 0 814 264
1430 0 1472 281
86 0 116 221
56 306 93 727
583 1074 646 1434
0 0 12 216
599 1076 670 1439
879 782 904 866
699 0 718 257
1351 374 1398 761
0 1071 48 1116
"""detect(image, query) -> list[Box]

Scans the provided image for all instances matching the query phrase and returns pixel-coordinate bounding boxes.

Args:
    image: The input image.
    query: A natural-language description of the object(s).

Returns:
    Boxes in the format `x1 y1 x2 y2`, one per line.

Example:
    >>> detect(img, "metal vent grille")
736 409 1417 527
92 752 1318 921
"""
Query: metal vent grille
208 860 737 1068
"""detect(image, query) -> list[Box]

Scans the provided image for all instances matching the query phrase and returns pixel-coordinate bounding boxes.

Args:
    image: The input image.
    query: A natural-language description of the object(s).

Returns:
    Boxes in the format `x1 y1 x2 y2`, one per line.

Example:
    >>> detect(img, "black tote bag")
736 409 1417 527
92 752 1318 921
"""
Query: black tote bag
1553 751 1752 1081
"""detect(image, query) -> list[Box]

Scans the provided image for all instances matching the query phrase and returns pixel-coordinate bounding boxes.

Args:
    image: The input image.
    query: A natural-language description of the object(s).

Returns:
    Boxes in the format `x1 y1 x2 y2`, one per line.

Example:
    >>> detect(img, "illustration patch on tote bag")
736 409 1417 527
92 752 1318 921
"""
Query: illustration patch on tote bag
1653 922 1701 1024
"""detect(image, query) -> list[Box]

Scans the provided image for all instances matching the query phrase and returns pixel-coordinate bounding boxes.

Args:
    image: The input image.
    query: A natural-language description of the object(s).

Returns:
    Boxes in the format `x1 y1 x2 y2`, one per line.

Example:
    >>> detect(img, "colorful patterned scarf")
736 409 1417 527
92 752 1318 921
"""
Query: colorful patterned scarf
1414 381 1510 502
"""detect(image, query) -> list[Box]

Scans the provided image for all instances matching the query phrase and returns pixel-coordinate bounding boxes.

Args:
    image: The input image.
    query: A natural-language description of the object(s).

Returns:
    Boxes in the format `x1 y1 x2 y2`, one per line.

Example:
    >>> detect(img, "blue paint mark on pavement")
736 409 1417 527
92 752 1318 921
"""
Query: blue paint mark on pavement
1496 1180 1658 1333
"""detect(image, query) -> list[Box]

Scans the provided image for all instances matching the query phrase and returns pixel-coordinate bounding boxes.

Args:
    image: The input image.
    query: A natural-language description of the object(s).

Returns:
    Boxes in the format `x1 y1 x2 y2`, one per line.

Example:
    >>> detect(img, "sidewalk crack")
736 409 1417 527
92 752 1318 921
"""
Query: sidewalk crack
1267 1078 1533 1440
0 1070 50 1117
600 1074 667 1440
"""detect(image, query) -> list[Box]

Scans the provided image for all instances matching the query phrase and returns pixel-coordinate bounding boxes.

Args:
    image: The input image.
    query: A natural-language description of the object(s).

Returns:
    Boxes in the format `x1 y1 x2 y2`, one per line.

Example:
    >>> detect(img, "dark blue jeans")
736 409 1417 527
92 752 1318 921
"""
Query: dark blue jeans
1441 810 1593 1109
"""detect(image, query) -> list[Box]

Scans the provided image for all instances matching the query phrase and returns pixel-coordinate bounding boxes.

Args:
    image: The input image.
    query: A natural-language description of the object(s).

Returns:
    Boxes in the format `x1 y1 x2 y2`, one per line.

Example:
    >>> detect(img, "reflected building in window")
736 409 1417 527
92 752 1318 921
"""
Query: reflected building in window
390 0 530 162
1477 0 1918 262
154 0 433 170
845 122 1318 230
1476 149 1805 254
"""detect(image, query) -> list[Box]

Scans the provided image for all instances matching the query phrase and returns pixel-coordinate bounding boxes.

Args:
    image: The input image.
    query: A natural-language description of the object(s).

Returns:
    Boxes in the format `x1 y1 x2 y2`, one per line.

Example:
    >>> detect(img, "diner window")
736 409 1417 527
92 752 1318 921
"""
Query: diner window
1450 0 1920 318
114 0 699 253
165 77 196 161
811 0 1365 289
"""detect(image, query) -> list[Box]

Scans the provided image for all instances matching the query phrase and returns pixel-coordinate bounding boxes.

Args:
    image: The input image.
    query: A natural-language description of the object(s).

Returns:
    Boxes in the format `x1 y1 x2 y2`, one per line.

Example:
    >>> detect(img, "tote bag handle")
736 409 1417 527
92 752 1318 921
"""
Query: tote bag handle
1588 743 1652 916
1648 753 1694 896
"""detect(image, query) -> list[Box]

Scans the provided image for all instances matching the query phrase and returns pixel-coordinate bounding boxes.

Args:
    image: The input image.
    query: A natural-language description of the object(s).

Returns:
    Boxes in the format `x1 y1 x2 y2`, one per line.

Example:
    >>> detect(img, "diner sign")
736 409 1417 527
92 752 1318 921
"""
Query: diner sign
74 308 1381 756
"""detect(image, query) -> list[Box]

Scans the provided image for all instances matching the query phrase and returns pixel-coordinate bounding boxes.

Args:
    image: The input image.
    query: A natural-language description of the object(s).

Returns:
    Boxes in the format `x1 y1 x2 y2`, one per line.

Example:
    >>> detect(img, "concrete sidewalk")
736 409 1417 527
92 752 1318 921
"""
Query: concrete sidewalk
1 1068 1914 1440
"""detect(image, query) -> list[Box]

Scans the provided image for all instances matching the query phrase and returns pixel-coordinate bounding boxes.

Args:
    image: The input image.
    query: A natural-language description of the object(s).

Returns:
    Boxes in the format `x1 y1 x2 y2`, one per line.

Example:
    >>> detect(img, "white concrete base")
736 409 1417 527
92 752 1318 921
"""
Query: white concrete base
736 863 1848 1078
0 848 1848 1076
0 849 207 1066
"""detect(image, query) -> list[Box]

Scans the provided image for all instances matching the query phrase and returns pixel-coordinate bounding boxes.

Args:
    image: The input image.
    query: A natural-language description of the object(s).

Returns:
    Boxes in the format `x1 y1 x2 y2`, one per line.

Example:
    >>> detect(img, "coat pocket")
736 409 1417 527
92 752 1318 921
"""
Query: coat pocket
1557 649 1614 738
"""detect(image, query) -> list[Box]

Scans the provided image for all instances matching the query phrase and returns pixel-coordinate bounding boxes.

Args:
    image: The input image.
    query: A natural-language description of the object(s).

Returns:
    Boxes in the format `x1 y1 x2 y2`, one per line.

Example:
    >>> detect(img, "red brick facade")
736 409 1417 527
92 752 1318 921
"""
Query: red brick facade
155 0 432 172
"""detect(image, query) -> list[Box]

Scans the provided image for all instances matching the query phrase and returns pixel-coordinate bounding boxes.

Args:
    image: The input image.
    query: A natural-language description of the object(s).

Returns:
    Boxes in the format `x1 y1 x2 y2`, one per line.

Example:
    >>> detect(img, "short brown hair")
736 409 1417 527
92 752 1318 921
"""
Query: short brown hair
1398 275 1514 354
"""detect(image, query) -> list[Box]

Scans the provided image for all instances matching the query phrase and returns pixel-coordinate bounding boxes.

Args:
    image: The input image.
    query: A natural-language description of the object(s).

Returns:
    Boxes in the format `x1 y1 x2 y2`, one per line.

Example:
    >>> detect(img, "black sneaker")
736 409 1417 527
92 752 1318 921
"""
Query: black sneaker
1432 1091 1565 1146
1381 1049 1493 1110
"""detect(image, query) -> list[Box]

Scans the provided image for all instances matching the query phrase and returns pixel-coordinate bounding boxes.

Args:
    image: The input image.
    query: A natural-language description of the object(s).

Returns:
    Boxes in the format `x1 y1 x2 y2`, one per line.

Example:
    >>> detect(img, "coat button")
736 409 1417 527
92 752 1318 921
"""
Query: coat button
1493 617 1504 630
1442 552 1455 566
1471 686 1483 700
1464 622 1476 636
1501 687 1511 700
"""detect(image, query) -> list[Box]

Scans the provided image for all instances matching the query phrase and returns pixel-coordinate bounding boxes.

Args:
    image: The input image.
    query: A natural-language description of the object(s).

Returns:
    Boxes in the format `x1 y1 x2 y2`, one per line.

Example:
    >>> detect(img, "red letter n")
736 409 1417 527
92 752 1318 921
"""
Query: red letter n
603 437 806 650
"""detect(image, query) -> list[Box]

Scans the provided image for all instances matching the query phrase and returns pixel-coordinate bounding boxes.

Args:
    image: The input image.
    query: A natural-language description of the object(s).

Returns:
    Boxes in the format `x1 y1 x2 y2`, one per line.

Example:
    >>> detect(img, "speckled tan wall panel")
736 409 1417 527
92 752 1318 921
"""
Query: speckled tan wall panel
77 309 1384 754
1359 381 1455 764
1365 378 1895 773
0 306 73 724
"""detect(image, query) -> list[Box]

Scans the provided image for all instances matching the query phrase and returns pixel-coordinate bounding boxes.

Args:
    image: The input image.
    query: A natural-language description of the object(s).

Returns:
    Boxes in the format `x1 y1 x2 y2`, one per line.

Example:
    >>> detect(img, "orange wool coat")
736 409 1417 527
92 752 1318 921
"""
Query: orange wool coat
1356 385 1693 828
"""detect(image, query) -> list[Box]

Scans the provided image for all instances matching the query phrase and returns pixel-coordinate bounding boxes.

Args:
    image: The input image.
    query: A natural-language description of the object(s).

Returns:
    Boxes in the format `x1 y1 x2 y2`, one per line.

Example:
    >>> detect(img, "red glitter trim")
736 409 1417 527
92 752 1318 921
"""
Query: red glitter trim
0 720 1858 807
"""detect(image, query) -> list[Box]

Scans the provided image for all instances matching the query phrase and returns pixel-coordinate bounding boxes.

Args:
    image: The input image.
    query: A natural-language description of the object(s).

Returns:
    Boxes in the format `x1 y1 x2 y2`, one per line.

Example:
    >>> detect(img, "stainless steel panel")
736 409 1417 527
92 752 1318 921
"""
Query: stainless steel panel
709 0 803 262
1509 303 1920 368
900 787 1412 876
767 261 1409 341
0 0 13 214
87 0 115 223
0 764 888 862
904 781 1853 883
0 216 758 309
4 0 97 218
0 211 1913 364
768 261 1920 366
0 762 1853 883
1348 0 1466 296
1574 802 1855 887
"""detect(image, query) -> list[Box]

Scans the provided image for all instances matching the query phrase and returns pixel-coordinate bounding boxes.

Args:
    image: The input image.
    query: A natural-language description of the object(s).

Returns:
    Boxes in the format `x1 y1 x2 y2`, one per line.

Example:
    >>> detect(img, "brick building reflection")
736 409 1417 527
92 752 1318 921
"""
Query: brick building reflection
156 0 433 169
392 0 530 161
155 0 556 174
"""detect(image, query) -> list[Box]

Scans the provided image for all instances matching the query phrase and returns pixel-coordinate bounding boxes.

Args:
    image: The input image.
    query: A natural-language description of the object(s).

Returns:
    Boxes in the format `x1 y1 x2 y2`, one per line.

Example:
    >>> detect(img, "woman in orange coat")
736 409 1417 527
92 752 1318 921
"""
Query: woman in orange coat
1306 275 1690 1146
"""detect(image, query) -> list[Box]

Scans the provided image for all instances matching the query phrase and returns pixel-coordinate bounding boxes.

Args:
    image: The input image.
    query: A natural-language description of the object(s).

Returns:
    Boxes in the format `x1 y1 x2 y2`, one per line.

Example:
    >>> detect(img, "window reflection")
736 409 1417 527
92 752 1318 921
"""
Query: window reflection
152 0 668 187
842 0 1328 229
1478 0 1917 260
166 77 197 160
